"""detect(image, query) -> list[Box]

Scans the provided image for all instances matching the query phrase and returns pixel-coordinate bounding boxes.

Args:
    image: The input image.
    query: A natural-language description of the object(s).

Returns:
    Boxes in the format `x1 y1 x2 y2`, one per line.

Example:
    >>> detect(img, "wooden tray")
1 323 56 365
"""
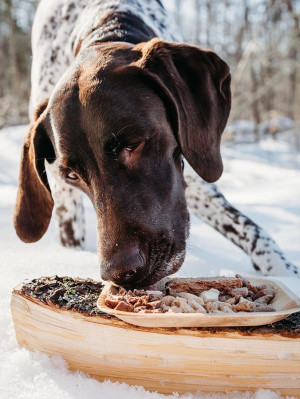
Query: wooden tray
11 281 300 397
97 277 300 328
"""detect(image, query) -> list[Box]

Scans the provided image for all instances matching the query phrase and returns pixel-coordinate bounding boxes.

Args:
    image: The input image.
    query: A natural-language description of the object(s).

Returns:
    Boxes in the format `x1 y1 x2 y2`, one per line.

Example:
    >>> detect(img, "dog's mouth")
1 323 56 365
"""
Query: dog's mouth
129 246 186 289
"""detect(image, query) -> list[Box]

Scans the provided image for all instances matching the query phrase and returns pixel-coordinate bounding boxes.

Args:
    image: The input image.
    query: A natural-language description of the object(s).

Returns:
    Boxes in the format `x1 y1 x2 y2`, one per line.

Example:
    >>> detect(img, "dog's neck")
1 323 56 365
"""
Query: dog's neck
75 12 156 55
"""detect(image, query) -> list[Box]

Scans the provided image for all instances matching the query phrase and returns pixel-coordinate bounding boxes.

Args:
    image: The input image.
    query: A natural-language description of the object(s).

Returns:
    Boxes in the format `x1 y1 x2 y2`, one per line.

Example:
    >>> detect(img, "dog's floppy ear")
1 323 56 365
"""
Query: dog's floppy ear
14 100 55 242
137 39 231 182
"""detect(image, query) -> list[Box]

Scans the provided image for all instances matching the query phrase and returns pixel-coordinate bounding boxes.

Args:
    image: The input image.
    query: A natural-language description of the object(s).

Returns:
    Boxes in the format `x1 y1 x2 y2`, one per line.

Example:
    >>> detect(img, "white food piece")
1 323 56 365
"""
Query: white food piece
187 298 207 313
173 297 195 313
161 295 175 306
178 292 204 305
200 288 220 303
193 303 207 314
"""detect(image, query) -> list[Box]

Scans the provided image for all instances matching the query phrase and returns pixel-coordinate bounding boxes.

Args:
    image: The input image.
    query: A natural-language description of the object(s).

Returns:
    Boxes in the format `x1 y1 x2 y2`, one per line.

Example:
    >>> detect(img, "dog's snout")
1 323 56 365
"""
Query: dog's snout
100 245 145 286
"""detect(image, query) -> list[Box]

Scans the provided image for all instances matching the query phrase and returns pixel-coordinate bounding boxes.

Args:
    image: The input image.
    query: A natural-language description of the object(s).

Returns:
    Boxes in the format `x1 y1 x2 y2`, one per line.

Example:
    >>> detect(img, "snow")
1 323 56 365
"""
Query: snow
0 125 299 399
224 117 297 143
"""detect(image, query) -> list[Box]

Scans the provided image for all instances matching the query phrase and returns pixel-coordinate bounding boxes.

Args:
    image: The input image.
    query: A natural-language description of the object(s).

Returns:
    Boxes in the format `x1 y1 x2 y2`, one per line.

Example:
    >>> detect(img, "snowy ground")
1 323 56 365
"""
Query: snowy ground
0 125 299 399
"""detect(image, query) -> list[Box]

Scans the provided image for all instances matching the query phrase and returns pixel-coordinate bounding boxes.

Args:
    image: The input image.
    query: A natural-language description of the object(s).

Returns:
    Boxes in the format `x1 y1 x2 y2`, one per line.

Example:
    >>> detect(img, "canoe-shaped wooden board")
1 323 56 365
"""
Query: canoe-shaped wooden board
97 277 300 328
11 280 300 397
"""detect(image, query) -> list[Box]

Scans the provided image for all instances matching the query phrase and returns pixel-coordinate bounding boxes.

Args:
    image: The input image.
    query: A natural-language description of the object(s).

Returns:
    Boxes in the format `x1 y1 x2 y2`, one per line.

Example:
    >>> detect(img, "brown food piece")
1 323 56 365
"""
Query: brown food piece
148 291 164 301
231 287 248 299
254 295 274 305
254 304 276 312
235 274 259 294
166 277 243 296
127 296 141 305
219 295 231 302
133 289 147 296
247 290 255 299
118 287 127 295
253 286 275 301
105 296 120 308
133 305 147 312
133 296 149 308
233 298 256 312
235 274 250 287
115 301 134 312
146 300 162 310
225 297 236 305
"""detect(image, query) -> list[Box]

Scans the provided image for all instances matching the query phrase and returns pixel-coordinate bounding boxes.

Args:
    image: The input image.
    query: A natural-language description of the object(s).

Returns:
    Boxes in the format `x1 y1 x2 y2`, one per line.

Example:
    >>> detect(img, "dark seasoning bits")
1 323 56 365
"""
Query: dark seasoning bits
21 275 105 316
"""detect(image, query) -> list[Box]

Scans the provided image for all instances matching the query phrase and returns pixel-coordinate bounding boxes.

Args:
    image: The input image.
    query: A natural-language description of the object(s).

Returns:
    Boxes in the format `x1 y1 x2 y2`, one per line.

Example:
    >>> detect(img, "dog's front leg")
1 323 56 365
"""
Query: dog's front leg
185 174 299 277
46 162 85 248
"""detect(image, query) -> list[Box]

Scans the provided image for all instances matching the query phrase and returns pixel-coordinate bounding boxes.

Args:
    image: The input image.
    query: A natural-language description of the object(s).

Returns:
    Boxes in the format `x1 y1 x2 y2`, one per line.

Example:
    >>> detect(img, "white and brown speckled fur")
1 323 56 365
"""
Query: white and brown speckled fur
30 0 299 276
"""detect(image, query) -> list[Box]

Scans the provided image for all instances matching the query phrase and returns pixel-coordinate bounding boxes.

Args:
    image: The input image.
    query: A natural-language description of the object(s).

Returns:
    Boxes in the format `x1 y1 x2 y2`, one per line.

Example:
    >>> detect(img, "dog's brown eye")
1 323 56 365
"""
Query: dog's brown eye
125 142 141 152
121 141 145 164
66 171 79 180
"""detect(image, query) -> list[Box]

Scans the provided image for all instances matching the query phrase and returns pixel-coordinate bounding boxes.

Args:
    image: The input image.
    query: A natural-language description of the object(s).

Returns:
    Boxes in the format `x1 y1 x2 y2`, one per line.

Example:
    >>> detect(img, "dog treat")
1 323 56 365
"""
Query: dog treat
200 288 220 303
166 276 243 296
218 302 235 313
233 297 256 312
104 275 276 314
115 301 134 312
225 297 236 305
231 287 249 299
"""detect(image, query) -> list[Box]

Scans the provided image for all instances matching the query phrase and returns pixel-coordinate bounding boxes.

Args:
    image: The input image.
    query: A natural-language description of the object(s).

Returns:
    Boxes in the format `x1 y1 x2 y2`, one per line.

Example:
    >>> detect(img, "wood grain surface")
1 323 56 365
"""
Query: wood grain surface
11 286 300 397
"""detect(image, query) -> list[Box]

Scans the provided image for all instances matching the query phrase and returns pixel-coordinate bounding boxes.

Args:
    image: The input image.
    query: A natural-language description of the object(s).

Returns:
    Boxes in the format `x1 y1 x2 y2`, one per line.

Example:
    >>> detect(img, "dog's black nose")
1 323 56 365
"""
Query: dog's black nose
100 246 145 286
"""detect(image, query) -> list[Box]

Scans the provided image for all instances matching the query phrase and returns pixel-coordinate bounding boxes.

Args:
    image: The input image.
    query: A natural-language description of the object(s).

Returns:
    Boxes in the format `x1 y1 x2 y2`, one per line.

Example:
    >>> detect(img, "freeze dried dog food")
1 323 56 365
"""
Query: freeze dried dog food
104 275 276 314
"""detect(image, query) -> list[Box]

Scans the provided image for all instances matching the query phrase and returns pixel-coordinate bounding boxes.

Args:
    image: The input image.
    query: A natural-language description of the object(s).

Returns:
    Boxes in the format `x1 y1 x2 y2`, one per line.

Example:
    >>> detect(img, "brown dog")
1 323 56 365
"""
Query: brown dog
14 1 297 287
14 37 230 287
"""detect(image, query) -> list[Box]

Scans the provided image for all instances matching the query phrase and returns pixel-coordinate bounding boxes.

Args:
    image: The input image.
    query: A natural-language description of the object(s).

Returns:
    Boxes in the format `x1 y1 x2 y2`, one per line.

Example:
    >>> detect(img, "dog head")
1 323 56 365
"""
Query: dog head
14 39 231 287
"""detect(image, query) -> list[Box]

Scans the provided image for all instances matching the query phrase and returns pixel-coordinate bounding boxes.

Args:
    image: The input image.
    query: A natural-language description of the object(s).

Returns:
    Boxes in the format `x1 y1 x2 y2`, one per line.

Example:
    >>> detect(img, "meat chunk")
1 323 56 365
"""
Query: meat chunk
254 295 274 305
167 277 243 296
254 304 276 312
233 297 256 312
115 301 134 312
231 287 248 300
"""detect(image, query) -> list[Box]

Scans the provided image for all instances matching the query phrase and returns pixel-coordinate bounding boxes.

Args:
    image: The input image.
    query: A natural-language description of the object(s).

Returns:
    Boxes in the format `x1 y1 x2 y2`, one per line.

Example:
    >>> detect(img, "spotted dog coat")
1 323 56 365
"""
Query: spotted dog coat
185 175 298 276
29 0 298 277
